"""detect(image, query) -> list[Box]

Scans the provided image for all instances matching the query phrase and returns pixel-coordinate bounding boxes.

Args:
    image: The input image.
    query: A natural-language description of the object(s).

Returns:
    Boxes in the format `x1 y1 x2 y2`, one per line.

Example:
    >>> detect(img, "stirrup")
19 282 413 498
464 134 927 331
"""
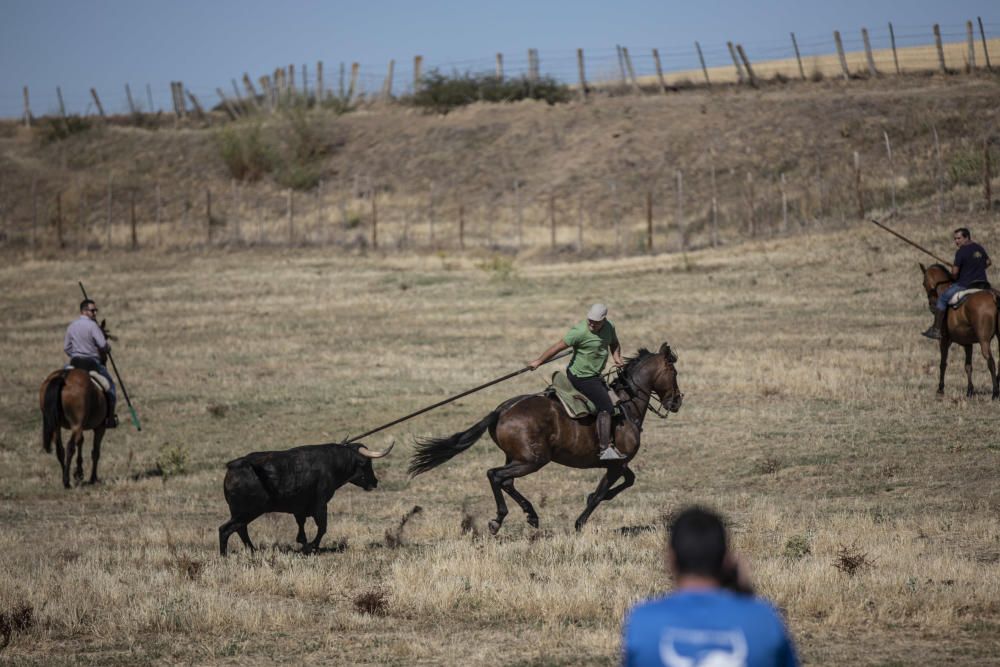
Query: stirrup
599 446 626 461
921 327 941 340
105 414 119 429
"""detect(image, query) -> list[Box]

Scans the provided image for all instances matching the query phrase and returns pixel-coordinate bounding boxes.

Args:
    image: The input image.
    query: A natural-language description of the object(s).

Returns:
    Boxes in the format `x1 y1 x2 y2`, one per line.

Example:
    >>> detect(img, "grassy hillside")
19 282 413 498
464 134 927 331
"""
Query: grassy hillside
1 73 998 254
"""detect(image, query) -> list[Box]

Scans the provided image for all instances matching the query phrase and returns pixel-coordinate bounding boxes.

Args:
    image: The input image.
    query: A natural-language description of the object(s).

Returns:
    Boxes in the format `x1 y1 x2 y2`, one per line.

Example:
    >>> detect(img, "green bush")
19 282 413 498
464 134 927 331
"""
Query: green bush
948 148 985 186
156 443 189 480
36 115 91 144
407 70 571 113
217 123 275 181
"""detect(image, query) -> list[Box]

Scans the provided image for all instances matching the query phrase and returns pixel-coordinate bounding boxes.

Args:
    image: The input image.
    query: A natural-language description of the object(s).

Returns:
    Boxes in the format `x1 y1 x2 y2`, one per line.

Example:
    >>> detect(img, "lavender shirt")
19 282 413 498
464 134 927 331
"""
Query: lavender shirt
64 316 108 360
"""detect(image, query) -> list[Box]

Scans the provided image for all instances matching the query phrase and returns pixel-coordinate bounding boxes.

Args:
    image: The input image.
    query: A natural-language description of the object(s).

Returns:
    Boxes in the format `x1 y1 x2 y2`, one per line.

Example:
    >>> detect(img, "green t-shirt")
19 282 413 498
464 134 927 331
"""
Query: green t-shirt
564 319 618 378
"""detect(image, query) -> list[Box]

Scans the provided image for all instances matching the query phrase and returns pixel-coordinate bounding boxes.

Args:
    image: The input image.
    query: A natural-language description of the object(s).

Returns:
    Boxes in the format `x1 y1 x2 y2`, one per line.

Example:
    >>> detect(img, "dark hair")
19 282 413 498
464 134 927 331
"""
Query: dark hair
80 299 95 312
669 507 727 579
954 228 971 239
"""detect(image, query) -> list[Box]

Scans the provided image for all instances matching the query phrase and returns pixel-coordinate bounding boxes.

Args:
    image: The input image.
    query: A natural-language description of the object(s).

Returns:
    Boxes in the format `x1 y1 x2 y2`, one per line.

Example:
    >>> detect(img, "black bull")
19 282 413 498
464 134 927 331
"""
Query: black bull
219 441 393 555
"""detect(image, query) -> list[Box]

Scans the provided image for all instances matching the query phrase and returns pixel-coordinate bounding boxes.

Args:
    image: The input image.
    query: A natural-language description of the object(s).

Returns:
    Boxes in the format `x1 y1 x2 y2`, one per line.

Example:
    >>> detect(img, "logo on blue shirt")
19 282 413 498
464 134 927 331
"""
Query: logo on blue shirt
659 627 749 667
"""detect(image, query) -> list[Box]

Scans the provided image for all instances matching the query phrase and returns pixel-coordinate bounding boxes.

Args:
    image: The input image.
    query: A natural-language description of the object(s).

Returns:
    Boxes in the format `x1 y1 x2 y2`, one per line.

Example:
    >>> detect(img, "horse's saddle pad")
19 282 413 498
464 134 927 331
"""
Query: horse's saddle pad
64 364 111 392
545 370 618 420
948 288 983 308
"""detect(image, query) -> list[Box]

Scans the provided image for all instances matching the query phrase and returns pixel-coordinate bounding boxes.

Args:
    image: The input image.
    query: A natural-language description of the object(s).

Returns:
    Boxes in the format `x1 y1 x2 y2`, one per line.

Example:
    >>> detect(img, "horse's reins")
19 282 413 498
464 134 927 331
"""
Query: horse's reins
610 360 677 420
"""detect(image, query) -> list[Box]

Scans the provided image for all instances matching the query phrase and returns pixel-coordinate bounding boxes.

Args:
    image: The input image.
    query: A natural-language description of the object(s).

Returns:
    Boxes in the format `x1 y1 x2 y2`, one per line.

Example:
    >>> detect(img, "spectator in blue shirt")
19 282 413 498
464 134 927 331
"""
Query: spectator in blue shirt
923 227 992 340
622 507 799 667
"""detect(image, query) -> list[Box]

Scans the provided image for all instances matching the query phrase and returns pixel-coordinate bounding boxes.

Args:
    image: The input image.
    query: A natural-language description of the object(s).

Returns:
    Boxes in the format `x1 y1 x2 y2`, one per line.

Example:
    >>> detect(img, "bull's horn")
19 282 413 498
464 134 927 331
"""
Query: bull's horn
358 442 395 459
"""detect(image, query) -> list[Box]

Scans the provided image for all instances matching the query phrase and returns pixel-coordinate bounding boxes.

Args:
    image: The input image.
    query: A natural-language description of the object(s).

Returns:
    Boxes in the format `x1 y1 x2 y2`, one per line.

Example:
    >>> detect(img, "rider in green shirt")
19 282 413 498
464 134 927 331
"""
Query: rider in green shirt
530 303 626 460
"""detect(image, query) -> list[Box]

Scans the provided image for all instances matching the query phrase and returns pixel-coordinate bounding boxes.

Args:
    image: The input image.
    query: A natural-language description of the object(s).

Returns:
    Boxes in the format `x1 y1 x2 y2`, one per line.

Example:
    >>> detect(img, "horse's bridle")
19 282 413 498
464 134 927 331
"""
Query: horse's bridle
611 361 679 420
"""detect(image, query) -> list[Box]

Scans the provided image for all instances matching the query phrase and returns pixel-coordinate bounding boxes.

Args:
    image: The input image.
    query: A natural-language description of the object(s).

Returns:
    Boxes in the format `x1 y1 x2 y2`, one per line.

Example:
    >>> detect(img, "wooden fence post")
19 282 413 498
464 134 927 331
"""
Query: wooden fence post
317 61 324 100
187 91 206 120
23 86 32 127
745 172 755 236
106 175 113 248
646 190 653 252
90 88 106 117
985 139 994 211
727 42 746 83
853 151 864 219
549 193 556 248
622 47 641 93
979 17 992 71
780 173 788 232
347 63 359 102
56 191 64 248
125 83 138 115
371 190 378 249
967 21 977 71
382 60 395 100
146 83 155 112
652 49 668 94
884 131 896 212
577 48 588 99
259 76 273 113
528 49 539 81
130 189 137 250
302 63 309 97
216 88 239 120
695 42 711 85
934 24 947 74
834 31 850 79
676 170 685 250
736 45 757 87
495 53 504 81
862 28 879 76
243 74 259 104
231 78 245 107
889 23 901 74
791 33 806 80
616 45 627 87
414 55 423 91
288 64 296 95
206 188 212 244
56 86 67 120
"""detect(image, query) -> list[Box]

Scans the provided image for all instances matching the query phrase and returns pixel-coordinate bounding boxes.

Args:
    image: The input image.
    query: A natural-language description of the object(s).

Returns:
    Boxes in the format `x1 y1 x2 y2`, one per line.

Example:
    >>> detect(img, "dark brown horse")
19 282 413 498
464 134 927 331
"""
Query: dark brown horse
40 368 108 487
409 342 683 533
920 263 999 398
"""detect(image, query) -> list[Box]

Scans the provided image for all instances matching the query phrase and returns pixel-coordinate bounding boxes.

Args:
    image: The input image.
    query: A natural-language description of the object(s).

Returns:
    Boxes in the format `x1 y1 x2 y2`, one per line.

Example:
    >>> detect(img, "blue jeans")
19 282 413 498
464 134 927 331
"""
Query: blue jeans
936 283 967 312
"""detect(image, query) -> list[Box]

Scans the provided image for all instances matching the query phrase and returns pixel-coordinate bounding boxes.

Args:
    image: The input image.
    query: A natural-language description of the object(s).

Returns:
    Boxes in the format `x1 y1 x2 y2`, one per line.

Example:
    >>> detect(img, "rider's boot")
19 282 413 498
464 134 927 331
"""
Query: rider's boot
105 392 119 429
597 411 625 460
921 309 946 340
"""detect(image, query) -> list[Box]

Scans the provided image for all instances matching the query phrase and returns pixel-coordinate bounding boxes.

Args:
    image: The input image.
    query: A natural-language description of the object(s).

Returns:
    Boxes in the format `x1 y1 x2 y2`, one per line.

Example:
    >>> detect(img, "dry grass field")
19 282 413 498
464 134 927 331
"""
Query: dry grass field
2 202 1000 664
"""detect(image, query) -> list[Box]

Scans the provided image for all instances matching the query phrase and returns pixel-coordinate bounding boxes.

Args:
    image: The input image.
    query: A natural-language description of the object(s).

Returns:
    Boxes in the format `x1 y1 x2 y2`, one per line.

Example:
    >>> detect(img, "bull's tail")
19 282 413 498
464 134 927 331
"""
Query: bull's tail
408 409 501 477
42 372 67 453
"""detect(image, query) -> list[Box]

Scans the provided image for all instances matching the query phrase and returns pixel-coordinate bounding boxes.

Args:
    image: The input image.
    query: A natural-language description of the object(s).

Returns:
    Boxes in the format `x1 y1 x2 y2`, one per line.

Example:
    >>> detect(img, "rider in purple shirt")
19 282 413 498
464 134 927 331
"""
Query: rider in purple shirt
923 228 992 340
64 299 118 427
622 507 799 667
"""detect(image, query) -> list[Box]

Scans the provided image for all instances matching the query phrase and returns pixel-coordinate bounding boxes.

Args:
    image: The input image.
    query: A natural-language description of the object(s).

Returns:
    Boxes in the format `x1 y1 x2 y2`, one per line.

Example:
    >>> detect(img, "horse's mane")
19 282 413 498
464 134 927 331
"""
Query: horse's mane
928 263 951 275
621 348 654 376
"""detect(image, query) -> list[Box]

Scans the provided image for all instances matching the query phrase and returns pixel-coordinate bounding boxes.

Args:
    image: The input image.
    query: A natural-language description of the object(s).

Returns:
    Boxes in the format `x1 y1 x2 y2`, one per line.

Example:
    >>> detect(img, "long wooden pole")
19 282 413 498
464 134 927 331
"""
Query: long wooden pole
344 350 572 444
869 215 950 265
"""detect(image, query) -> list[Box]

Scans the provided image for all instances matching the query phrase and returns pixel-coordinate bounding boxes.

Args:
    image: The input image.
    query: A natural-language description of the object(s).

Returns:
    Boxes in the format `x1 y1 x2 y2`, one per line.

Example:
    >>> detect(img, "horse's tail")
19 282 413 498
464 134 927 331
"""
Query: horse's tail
408 408 501 477
42 371 67 453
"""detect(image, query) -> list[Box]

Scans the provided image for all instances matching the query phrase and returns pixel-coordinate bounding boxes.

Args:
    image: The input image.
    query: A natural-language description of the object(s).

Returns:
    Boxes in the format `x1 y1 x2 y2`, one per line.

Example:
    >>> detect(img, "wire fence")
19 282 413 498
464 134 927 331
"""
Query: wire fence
4 19 998 119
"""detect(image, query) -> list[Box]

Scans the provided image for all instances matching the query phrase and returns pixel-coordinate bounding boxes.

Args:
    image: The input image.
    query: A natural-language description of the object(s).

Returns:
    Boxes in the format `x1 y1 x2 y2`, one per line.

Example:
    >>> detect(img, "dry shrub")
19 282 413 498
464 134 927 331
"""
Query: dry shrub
833 543 874 576
0 601 35 650
385 505 423 548
206 402 229 418
753 457 782 475
165 529 204 581
460 504 479 538
784 534 812 560
353 589 389 616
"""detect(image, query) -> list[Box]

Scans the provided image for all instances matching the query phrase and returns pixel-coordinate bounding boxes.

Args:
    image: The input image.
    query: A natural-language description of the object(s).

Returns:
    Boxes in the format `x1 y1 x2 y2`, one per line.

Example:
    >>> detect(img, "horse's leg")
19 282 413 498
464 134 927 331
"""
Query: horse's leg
937 338 950 395
575 467 623 532
64 429 82 488
487 460 543 535
501 477 541 529
964 344 974 397
294 514 308 546
89 426 105 484
306 503 327 554
602 465 636 502
235 525 256 553
979 336 998 399
54 430 67 488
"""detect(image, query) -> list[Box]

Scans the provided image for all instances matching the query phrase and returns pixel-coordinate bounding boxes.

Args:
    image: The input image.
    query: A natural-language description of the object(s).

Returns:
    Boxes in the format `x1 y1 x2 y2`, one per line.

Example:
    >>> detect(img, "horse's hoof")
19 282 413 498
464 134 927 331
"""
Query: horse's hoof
488 520 501 535
527 516 539 529
574 520 585 532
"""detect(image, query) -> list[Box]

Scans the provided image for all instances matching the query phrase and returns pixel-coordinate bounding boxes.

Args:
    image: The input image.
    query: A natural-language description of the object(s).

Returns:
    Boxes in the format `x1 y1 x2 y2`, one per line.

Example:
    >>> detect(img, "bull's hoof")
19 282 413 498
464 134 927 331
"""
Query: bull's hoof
527 515 539 529
488 519 502 535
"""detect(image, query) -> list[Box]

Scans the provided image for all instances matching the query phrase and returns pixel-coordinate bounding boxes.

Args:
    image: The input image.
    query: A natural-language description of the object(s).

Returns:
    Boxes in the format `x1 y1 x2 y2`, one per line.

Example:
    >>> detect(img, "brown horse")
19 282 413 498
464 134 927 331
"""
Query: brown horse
920 263 999 398
409 342 683 533
40 368 108 487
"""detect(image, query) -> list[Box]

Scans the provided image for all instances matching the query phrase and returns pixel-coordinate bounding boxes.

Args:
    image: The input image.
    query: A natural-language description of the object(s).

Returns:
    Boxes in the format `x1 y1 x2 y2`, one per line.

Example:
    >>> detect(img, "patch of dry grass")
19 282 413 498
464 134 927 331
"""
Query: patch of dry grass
1 209 1000 663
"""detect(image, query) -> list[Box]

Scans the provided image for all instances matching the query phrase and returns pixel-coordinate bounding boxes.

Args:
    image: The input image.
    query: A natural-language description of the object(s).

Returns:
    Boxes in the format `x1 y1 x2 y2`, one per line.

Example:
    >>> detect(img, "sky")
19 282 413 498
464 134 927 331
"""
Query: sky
1 0 996 118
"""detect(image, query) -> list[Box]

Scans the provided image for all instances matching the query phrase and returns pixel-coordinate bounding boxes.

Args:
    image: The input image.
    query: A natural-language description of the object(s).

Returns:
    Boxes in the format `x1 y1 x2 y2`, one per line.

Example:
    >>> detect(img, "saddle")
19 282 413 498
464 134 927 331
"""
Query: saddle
66 357 111 393
948 288 984 309
544 370 619 419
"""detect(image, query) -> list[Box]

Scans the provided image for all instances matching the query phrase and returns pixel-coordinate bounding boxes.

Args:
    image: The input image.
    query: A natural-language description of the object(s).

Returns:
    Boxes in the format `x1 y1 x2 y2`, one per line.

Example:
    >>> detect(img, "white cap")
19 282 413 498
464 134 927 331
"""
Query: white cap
587 303 608 321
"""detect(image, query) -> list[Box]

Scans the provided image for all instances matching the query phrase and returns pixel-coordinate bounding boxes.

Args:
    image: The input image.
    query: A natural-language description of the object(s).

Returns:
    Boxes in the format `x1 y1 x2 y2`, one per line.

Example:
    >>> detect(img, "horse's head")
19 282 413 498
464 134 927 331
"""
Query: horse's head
920 263 953 314
654 342 684 413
